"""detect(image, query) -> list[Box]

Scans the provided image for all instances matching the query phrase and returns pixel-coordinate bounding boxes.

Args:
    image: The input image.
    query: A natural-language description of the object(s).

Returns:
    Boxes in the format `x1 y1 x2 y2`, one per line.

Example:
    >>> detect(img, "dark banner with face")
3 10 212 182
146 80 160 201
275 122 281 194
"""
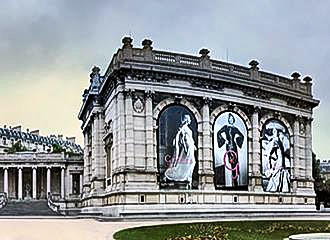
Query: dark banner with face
213 112 248 189
158 105 198 189
261 120 291 192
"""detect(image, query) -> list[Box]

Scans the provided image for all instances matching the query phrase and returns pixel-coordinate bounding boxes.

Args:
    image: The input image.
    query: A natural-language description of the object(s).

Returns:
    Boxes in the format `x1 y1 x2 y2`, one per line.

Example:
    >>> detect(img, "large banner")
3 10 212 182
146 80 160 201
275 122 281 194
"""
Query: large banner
213 112 248 189
261 120 291 192
158 105 198 189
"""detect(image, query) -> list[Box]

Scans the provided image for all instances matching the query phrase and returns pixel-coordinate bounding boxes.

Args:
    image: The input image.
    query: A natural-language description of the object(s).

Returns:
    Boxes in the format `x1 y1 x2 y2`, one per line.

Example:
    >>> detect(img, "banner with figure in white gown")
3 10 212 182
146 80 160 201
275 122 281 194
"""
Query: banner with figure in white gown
213 112 248 189
261 120 291 192
158 105 198 189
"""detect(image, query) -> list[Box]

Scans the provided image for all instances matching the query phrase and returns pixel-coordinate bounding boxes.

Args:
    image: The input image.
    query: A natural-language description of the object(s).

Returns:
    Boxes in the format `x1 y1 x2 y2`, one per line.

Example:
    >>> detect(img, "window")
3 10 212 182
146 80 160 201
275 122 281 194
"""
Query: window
2 137 6 145
72 174 81 194
140 194 145 203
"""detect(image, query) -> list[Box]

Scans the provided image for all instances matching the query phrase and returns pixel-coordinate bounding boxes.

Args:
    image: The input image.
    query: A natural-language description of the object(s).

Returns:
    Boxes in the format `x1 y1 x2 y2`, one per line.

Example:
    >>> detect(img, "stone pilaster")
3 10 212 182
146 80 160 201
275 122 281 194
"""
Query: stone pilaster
200 97 214 190
292 118 300 192
125 89 134 168
297 117 306 179
251 107 262 191
91 110 106 193
117 92 126 170
305 118 313 179
145 91 155 170
83 130 91 194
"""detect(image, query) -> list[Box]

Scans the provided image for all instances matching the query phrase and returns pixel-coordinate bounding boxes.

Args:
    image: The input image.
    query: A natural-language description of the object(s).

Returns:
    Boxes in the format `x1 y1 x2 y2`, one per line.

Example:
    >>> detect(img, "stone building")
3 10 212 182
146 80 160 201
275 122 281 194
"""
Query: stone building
78 37 319 217
0 126 83 206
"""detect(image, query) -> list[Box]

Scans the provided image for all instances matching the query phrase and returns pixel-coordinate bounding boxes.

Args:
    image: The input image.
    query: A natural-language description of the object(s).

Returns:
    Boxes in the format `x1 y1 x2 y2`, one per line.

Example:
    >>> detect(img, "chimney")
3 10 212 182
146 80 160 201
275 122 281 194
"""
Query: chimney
12 125 22 132
30 130 40 136
27 128 29 133
66 137 76 144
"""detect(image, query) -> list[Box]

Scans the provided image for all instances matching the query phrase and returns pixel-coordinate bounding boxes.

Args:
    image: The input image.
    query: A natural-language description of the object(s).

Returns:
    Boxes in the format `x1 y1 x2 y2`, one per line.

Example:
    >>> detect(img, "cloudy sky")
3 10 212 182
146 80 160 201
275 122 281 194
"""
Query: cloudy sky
0 1 329 158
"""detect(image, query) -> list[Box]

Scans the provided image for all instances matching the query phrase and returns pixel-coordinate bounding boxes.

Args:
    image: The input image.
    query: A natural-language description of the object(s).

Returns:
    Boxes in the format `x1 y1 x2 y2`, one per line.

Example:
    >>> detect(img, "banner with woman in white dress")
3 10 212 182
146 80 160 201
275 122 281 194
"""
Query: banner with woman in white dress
158 105 198 189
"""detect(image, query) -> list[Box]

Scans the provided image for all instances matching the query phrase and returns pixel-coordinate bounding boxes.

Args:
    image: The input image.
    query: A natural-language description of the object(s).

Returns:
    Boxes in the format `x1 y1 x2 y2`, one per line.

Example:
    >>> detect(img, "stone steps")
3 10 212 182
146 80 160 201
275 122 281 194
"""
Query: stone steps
0 200 60 216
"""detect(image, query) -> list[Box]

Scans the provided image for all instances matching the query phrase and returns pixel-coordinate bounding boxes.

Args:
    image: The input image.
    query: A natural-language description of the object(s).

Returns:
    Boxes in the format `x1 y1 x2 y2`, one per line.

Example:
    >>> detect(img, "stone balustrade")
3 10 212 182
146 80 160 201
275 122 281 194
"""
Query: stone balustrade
0 153 83 163
101 37 313 96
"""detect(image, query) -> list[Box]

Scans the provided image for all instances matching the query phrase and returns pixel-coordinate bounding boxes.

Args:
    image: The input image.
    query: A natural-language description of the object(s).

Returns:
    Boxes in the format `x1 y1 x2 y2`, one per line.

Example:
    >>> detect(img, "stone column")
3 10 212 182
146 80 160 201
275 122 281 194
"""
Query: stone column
61 167 65 199
32 167 37 199
3 167 8 196
46 167 51 195
80 174 83 194
18 167 23 200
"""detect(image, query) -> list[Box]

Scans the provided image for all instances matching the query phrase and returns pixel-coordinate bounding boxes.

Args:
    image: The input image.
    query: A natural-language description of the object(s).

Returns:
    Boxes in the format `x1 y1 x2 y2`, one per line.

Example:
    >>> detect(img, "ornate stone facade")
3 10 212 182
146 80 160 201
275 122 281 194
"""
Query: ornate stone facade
78 37 319 217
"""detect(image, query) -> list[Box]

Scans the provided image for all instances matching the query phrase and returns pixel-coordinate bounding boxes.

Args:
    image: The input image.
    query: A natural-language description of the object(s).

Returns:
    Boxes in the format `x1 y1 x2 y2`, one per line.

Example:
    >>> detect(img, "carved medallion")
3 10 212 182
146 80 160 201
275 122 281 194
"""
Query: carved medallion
133 98 144 113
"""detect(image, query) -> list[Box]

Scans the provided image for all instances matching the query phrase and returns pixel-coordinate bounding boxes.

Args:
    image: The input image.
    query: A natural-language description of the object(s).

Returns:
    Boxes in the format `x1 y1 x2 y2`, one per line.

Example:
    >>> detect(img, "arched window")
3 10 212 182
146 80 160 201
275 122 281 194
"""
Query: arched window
213 111 248 190
261 119 291 192
158 105 198 189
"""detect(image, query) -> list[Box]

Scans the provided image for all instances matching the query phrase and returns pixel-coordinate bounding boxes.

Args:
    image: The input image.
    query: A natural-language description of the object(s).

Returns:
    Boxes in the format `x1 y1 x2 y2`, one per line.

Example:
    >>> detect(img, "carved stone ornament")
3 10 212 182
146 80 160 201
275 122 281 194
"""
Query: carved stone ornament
133 97 144 113
299 121 306 135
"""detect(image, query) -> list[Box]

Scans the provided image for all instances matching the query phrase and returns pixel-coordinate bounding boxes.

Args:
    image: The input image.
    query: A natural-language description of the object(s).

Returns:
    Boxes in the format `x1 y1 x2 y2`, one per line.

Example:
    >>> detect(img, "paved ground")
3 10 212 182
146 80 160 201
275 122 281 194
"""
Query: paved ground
0 218 171 240
1 216 330 240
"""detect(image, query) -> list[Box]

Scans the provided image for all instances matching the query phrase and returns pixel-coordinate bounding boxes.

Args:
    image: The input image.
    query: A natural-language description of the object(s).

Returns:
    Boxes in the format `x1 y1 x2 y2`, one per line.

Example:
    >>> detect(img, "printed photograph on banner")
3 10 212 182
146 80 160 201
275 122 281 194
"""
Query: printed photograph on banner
213 112 248 189
261 120 291 192
158 105 198 189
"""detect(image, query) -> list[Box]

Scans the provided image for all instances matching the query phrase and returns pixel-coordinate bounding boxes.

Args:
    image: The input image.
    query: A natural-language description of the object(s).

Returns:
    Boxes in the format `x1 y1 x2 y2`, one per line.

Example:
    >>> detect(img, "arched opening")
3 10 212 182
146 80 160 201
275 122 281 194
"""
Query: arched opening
261 119 291 192
213 111 248 190
158 104 198 189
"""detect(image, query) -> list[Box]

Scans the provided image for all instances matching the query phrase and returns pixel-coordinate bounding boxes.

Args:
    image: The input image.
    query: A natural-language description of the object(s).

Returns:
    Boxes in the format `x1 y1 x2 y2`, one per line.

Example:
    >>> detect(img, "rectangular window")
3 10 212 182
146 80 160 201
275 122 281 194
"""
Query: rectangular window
72 174 80 194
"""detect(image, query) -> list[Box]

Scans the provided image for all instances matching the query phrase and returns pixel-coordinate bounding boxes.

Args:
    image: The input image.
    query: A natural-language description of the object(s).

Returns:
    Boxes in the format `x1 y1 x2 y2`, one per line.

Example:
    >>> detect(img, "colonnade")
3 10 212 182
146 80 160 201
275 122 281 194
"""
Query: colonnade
2 166 67 200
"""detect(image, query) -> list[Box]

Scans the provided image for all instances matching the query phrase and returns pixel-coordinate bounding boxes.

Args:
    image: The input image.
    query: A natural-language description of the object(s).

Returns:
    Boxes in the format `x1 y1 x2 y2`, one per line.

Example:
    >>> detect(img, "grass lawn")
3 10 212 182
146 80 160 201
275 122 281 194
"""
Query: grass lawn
113 220 330 240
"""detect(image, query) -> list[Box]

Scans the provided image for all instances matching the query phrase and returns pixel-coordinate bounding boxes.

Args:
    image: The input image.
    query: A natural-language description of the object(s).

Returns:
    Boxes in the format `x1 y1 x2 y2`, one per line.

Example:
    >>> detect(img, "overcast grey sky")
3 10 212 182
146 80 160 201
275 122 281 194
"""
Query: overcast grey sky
0 1 329 158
